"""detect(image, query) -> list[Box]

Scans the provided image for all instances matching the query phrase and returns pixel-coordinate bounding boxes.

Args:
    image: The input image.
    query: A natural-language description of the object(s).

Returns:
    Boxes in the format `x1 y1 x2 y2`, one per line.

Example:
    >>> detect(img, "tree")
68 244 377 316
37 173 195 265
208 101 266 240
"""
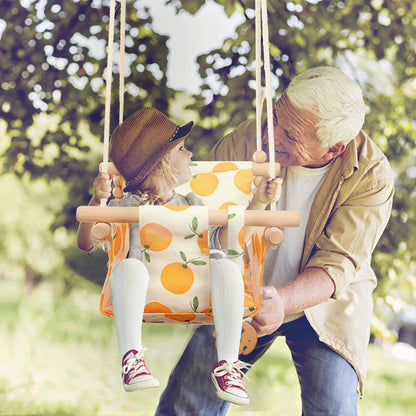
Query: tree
1 0 415 318
0 0 175 224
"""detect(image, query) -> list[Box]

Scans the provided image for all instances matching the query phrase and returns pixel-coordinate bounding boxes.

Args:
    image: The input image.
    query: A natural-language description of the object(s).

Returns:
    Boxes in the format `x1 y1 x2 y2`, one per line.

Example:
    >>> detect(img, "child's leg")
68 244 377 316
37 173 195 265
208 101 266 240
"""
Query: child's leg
110 258 159 391
210 258 249 405
110 258 149 358
210 258 244 363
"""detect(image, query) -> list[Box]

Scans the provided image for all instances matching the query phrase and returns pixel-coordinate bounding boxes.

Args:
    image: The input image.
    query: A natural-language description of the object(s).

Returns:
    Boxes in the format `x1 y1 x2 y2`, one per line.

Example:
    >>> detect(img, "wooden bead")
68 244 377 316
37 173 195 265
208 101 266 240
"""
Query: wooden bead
252 150 267 163
113 186 124 200
264 226 284 246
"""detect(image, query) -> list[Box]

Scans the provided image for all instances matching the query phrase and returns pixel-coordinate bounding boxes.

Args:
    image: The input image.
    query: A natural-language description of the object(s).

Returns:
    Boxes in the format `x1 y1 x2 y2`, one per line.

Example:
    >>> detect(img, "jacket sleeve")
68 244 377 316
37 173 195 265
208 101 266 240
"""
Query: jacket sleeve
306 157 394 298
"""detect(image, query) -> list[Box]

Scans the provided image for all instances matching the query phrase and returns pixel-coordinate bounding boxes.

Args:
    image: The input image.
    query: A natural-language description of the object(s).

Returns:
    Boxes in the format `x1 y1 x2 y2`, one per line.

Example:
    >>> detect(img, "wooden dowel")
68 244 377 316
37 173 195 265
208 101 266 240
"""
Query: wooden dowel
77 206 300 227
252 162 281 177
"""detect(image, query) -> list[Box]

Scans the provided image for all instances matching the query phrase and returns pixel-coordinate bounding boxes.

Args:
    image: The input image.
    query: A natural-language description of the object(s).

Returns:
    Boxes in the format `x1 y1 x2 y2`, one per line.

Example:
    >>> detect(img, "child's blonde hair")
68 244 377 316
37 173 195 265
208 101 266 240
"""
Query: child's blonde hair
133 148 182 204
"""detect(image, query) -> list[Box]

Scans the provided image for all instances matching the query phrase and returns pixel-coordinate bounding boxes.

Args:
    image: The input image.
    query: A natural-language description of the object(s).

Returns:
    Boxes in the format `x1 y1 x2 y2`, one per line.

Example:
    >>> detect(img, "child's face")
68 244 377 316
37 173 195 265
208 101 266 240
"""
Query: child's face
170 140 193 186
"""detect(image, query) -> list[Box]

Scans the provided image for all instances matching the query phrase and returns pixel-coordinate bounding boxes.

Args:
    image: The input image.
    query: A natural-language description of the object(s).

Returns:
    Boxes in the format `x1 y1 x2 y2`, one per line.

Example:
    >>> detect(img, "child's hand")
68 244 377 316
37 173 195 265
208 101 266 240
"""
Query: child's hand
91 172 113 205
252 176 283 205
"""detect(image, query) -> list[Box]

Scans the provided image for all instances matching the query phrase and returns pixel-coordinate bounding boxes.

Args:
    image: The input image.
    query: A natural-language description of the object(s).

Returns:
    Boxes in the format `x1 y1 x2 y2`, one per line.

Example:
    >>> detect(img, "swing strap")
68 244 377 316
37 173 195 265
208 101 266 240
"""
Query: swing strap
101 0 126 205
101 1 275 176
255 0 276 178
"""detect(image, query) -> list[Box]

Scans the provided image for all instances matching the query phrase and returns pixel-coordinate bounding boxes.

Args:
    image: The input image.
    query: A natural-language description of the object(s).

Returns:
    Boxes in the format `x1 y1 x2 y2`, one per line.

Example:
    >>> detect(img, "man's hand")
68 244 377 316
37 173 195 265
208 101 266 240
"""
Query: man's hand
251 285 285 337
252 176 283 206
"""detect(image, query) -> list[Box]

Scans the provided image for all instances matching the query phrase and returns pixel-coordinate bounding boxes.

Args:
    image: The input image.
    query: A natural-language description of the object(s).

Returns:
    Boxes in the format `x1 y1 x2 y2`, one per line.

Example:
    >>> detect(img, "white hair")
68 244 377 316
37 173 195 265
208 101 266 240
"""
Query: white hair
286 66 365 147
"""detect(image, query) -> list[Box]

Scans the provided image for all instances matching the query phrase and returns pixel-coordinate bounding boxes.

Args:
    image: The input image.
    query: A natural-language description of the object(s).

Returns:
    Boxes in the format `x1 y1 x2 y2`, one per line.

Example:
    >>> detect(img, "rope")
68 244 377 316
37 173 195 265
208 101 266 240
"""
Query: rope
255 1 276 175
255 0 263 153
101 1 275 186
101 0 126 206
255 0 277 212
101 0 116 206
119 0 126 125
260 0 276 178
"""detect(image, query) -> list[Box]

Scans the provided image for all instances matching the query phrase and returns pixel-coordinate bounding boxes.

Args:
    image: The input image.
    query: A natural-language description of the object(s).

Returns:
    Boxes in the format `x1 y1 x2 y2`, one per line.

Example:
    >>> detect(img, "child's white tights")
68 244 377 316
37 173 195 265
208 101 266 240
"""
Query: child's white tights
210 258 244 363
110 257 244 364
110 258 149 355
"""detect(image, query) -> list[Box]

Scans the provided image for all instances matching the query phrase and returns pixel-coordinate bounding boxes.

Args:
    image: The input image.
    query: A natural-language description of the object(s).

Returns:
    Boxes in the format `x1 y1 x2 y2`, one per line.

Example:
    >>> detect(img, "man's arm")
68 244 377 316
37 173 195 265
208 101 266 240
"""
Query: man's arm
251 267 335 337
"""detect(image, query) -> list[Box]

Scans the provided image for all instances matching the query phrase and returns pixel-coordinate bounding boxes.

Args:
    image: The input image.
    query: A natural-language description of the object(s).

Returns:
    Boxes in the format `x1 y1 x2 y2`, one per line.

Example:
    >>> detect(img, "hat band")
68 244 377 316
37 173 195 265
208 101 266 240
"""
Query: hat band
169 125 181 142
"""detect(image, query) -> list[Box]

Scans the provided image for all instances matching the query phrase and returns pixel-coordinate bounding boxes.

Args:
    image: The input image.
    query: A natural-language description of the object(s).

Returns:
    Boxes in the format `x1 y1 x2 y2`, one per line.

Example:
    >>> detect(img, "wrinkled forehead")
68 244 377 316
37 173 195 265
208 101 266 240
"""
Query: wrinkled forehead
275 92 318 134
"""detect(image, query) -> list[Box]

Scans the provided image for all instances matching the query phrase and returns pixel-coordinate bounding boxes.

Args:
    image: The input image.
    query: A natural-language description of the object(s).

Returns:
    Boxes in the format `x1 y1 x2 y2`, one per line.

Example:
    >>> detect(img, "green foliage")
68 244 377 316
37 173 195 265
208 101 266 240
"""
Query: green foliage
0 0 174 182
1 0 415 315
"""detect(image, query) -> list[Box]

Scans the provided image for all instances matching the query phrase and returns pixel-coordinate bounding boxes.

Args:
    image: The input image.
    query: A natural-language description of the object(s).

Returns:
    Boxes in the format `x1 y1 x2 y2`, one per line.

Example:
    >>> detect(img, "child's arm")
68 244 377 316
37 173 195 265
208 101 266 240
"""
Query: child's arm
218 176 282 250
77 172 113 251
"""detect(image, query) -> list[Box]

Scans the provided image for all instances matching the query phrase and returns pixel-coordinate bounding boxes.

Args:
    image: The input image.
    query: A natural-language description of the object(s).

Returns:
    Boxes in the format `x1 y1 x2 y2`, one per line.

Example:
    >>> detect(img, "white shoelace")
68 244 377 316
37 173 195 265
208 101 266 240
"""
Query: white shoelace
213 361 252 387
122 349 148 377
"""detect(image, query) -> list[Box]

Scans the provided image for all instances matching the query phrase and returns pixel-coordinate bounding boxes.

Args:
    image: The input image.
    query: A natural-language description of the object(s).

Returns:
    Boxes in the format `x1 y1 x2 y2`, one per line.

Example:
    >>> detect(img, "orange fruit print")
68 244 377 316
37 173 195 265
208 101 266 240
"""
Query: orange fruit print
144 301 173 314
212 162 239 172
144 302 197 323
190 173 219 196
160 251 207 295
234 169 253 195
160 262 195 294
140 222 173 251
219 201 237 210
238 227 245 249
197 229 209 256
167 313 197 323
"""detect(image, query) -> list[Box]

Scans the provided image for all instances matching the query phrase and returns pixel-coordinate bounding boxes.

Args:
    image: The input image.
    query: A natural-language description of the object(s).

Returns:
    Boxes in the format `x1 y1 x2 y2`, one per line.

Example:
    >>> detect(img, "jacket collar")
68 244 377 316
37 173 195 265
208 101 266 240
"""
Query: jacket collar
337 134 359 179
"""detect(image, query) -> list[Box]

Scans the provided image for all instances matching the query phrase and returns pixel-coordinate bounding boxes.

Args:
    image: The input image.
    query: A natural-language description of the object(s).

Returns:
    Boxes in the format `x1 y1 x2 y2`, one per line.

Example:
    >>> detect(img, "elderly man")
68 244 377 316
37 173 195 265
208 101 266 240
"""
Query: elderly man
155 66 394 416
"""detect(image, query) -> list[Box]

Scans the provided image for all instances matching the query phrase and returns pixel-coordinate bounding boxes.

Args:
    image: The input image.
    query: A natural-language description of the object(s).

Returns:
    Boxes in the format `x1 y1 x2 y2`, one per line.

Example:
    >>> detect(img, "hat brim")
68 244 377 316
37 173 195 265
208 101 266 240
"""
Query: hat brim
173 121 193 142
123 120 194 192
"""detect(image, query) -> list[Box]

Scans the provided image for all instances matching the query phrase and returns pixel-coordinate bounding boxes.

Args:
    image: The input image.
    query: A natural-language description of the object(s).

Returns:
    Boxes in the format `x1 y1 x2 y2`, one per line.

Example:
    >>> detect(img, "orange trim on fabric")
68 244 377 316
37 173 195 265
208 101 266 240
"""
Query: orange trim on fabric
99 293 113 318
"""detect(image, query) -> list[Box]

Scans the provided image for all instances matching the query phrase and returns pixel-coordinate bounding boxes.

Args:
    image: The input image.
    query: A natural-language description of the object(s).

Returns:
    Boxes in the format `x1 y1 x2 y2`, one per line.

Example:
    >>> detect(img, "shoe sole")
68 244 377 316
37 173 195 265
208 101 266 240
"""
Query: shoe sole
124 379 160 392
211 373 249 406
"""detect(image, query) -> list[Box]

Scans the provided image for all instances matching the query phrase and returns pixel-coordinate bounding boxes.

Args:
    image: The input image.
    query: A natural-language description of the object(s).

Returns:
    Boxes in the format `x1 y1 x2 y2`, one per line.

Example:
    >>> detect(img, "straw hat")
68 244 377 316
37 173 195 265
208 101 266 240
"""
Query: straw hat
109 108 194 192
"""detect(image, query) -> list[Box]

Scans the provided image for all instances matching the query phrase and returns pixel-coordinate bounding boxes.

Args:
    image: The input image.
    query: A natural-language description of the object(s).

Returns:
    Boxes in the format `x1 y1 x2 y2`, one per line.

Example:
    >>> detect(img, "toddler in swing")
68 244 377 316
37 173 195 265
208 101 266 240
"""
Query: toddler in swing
77 107 281 406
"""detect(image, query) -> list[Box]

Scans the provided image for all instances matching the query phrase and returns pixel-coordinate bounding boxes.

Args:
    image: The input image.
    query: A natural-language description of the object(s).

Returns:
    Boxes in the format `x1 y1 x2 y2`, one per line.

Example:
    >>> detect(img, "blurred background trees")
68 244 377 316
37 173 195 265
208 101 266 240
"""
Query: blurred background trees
1 0 415 333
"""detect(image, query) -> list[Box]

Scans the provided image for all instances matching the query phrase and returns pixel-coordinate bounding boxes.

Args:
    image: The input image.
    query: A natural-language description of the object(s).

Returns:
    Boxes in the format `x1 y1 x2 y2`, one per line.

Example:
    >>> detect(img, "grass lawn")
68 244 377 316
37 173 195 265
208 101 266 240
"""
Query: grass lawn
0 280 415 416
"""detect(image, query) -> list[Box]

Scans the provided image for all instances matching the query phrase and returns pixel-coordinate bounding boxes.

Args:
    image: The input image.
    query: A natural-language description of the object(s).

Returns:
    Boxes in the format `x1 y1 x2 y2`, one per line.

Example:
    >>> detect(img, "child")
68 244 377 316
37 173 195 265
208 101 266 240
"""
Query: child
77 108 281 406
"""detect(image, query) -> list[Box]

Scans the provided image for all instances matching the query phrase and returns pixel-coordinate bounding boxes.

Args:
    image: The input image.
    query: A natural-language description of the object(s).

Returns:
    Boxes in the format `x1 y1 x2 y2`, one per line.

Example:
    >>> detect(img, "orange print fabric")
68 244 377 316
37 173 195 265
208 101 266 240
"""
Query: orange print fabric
177 161 253 209
139 205 211 324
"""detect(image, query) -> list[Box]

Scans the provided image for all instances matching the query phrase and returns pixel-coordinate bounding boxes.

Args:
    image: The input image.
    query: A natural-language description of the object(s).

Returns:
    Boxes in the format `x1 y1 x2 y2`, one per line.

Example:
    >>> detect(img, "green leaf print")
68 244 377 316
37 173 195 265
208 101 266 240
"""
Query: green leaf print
191 296 199 312
228 249 244 259
192 216 198 232
190 260 207 266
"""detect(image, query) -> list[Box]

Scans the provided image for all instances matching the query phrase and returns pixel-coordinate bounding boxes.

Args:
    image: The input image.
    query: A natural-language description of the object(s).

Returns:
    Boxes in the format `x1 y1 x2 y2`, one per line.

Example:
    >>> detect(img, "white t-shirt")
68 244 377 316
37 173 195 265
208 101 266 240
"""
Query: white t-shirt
263 163 332 322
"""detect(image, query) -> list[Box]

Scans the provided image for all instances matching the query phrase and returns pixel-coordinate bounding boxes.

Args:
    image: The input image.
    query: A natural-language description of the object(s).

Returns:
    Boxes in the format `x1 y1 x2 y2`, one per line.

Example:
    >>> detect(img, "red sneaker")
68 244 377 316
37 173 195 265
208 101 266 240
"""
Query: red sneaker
211 360 250 406
121 349 159 392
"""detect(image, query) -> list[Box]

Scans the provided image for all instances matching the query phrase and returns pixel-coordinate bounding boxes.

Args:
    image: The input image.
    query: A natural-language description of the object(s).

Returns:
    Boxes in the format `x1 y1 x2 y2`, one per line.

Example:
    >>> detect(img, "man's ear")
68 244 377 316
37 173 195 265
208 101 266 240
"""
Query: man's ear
324 142 346 161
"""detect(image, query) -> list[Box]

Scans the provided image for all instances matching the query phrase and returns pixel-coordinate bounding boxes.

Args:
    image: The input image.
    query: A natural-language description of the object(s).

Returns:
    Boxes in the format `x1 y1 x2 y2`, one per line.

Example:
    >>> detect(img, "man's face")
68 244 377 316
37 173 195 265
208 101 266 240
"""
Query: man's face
264 93 333 168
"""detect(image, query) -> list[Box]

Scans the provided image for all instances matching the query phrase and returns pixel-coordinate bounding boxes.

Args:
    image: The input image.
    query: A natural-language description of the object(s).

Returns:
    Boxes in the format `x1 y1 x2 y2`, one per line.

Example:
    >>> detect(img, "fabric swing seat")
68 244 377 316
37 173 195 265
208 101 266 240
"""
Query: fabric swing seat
86 160 299 325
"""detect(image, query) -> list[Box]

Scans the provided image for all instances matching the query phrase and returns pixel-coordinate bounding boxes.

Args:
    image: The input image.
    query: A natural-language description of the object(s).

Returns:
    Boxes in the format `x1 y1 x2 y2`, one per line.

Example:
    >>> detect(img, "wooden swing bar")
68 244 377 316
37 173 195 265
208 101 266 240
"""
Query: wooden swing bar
76 206 300 228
